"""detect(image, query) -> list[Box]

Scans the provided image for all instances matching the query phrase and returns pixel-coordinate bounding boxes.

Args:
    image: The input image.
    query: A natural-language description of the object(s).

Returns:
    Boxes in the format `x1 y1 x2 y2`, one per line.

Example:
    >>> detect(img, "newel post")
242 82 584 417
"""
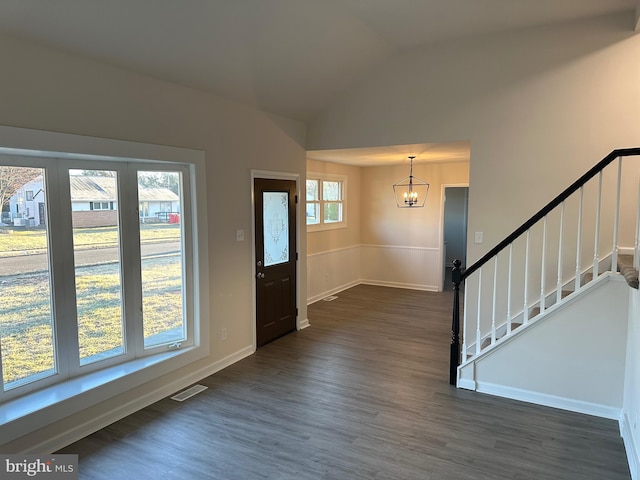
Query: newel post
450 259 462 386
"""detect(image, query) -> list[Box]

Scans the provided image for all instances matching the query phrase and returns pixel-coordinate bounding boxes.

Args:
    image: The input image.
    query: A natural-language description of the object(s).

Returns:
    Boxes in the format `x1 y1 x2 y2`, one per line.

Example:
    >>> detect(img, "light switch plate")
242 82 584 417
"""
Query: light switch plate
474 231 483 244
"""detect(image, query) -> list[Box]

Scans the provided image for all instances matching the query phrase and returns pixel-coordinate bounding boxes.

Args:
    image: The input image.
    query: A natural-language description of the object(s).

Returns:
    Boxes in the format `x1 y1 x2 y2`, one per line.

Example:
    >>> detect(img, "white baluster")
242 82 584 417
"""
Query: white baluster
557 201 565 304
611 158 622 273
507 243 513 335
540 216 547 313
476 269 482 355
491 256 497 345
524 229 530 325
575 186 583 291
636 178 640 271
593 171 602 278
462 279 469 361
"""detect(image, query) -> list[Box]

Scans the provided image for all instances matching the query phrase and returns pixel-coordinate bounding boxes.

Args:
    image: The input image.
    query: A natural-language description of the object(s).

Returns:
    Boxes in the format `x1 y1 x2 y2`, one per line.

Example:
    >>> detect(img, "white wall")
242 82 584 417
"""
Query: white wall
306 159 468 301
306 159 361 302
0 33 307 451
359 161 468 291
467 276 629 418
308 12 640 266
623 286 640 480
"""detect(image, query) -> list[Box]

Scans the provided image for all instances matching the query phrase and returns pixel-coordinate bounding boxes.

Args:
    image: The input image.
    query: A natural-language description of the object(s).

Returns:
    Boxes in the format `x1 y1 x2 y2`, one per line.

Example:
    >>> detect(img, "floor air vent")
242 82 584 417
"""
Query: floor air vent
171 384 208 402
323 295 338 302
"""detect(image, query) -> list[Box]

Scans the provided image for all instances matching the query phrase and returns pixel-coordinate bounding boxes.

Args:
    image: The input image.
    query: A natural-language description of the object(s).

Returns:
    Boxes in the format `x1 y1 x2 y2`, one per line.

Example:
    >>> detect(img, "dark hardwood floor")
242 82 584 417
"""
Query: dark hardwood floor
59 285 631 479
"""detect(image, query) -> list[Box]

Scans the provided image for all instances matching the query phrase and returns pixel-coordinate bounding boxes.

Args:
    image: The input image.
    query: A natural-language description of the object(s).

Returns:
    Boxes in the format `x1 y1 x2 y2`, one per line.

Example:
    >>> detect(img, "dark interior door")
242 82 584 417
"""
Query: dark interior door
254 178 297 347
443 186 468 289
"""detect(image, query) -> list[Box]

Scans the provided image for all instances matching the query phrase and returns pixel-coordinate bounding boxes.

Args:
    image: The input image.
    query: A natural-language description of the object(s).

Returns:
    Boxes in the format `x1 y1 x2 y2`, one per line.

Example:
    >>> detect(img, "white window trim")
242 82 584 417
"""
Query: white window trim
0 125 209 445
306 172 347 232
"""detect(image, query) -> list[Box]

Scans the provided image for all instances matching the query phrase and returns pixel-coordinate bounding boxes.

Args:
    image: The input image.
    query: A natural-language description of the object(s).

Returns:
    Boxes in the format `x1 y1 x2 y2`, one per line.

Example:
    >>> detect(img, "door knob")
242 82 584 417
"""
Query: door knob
257 272 265 279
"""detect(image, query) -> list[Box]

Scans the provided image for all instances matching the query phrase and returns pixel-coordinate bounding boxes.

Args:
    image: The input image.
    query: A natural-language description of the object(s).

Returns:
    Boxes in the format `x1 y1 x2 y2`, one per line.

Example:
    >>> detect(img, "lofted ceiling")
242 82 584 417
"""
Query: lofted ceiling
0 0 636 165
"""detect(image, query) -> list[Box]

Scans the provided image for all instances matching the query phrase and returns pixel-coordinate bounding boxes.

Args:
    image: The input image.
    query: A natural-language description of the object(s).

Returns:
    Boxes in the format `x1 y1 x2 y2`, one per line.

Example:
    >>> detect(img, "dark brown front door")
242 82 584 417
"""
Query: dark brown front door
254 178 297 347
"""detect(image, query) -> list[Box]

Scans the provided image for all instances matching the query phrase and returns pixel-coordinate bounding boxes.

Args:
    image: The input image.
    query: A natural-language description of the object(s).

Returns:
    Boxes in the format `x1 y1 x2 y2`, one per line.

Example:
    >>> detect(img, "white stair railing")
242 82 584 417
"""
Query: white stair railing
556 201 565 305
611 158 622 273
450 149 640 384
593 171 602 279
633 179 640 270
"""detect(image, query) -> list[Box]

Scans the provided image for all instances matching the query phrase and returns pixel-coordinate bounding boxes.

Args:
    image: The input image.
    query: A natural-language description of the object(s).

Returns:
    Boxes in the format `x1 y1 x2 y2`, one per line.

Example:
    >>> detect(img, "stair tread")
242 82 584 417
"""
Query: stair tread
619 266 639 289
617 254 638 289
580 255 638 289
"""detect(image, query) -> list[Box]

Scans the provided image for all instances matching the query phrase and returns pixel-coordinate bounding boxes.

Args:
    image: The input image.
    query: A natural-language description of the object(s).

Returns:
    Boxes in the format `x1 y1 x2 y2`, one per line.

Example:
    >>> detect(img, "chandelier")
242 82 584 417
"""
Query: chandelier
393 156 429 208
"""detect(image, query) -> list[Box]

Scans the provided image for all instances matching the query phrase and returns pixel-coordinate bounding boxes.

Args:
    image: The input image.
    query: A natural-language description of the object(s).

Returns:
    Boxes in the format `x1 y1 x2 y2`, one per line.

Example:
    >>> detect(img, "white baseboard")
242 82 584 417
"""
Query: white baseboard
619 247 635 256
26 345 256 454
457 378 476 390
359 279 439 292
621 413 639 480
298 318 310 329
476 381 622 420
307 280 360 305
307 279 439 305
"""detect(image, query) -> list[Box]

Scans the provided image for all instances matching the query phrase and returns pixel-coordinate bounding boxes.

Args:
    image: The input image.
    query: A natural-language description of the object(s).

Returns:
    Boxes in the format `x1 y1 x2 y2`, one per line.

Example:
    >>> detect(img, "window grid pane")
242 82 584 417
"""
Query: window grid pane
324 202 343 223
322 181 341 201
306 179 319 201
306 201 320 225
138 171 186 348
0 166 56 389
71 170 125 366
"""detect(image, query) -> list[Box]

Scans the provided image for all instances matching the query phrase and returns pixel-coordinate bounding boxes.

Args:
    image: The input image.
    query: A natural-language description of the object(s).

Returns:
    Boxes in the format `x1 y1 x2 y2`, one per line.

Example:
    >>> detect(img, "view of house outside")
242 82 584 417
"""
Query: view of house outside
0 166 185 389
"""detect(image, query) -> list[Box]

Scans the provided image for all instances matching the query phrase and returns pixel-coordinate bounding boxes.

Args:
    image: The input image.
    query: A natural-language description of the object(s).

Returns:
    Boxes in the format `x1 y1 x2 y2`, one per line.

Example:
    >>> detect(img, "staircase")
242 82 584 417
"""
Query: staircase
449 148 640 385
474 254 637 352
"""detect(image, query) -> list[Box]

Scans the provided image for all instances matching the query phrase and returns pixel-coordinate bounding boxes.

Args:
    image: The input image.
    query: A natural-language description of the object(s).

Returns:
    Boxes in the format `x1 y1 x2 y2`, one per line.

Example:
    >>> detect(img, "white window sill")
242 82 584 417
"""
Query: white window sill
0 346 204 445
307 222 348 233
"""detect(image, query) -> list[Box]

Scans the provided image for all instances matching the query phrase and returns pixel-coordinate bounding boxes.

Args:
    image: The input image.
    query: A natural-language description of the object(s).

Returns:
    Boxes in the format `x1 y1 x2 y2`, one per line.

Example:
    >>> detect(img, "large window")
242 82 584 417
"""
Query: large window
0 157 195 402
306 173 347 231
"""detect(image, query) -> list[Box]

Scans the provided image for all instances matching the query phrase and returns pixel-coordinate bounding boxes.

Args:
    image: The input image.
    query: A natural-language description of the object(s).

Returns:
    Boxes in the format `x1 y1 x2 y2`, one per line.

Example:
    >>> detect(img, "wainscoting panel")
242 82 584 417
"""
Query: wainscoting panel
307 244 442 304
307 245 361 304
360 244 441 292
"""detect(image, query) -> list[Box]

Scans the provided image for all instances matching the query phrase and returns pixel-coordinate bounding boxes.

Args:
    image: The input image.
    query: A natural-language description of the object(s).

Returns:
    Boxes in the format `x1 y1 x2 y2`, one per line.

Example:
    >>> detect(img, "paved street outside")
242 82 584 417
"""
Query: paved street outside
0 241 181 276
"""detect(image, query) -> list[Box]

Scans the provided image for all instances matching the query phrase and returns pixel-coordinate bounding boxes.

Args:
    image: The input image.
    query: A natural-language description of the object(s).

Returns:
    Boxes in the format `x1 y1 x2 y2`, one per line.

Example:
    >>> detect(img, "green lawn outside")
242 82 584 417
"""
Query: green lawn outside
0 223 181 256
0 254 184 386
